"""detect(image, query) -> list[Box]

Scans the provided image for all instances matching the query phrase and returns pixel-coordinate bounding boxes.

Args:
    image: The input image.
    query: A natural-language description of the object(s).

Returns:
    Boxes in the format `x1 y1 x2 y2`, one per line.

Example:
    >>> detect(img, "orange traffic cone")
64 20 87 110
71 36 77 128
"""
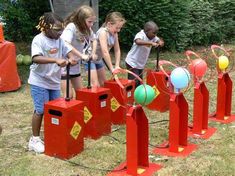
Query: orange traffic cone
0 23 4 42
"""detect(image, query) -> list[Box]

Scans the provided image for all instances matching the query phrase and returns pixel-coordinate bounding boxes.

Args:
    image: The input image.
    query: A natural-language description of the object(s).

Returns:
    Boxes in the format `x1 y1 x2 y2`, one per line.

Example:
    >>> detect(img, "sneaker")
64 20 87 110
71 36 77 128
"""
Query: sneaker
28 136 45 153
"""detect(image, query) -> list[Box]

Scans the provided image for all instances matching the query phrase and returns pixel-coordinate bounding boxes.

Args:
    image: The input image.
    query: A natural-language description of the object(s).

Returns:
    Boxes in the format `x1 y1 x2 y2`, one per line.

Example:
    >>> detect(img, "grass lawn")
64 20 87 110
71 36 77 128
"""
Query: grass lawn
0 44 234 176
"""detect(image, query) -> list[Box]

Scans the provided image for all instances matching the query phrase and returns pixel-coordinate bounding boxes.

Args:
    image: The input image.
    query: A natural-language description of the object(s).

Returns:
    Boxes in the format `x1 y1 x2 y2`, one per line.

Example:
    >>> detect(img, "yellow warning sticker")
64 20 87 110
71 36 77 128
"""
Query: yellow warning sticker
84 106 92 123
70 121 81 140
111 97 121 112
201 130 206 134
178 147 184 152
137 168 146 174
224 116 229 120
152 85 160 98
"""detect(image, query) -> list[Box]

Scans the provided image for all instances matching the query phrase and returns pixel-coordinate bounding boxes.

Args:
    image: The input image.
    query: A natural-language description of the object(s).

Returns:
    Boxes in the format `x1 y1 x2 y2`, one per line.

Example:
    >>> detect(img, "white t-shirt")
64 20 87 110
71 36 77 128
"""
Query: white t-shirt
60 23 95 74
28 32 72 90
125 30 160 69
95 27 115 64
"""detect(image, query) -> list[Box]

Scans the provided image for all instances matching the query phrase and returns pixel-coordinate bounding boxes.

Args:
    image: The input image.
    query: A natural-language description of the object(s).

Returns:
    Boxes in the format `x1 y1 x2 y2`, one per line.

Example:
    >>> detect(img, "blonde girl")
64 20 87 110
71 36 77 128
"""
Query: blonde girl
61 5 97 98
87 11 126 87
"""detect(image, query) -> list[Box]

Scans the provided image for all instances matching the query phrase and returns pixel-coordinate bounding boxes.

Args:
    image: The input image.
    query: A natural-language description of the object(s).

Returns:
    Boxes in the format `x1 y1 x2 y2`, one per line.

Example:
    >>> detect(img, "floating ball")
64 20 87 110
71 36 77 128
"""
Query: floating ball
134 84 156 106
189 59 207 77
218 55 229 70
170 67 190 89
22 55 32 65
16 54 23 65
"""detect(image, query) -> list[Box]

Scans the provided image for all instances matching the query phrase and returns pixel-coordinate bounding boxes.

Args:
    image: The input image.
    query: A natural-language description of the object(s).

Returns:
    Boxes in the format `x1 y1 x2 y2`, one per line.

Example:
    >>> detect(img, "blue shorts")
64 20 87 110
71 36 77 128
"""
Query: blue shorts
30 85 60 115
84 60 104 71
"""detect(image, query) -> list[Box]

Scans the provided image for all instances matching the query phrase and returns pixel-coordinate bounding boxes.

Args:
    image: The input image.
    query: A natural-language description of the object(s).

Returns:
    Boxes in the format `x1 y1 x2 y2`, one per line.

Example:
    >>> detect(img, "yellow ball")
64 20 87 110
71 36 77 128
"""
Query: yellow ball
218 55 229 69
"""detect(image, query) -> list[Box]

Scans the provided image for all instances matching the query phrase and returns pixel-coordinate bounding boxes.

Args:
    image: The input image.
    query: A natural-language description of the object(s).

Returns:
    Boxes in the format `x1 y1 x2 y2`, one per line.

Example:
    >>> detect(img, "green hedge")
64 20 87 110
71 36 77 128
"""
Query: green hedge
0 0 50 42
99 0 235 51
0 0 234 51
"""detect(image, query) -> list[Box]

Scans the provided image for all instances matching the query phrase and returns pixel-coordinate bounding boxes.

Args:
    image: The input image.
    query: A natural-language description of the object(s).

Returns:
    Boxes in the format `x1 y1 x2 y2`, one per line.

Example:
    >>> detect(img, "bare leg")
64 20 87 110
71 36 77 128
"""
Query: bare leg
97 67 106 87
70 76 83 99
88 70 100 87
32 112 43 136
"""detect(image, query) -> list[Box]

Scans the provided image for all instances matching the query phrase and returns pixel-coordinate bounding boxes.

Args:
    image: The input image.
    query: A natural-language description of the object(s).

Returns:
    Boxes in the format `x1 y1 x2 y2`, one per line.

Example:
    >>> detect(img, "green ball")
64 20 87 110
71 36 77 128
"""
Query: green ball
16 54 23 65
22 55 32 65
134 84 156 106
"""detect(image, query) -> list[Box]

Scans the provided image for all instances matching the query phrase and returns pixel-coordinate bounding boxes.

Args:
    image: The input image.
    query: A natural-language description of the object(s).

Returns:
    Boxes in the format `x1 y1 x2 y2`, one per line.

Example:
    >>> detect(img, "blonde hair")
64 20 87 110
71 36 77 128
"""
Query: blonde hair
65 5 95 36
103 12 126 27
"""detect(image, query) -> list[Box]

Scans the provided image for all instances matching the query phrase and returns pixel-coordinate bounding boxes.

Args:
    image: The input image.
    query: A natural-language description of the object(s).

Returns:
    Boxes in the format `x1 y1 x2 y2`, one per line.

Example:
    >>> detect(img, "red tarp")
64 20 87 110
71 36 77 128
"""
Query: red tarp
0 41 21 92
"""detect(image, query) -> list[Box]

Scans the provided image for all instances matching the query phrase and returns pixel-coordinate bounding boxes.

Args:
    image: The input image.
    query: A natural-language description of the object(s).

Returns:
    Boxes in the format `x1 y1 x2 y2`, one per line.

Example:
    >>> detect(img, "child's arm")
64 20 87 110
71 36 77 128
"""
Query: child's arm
91 39 98 60
67 51 78 65
157 38 164 47
135 38 157 47
113 33 121 68
135 38 164 47
65 41 89 61
99 30 114 71
32 55 68 67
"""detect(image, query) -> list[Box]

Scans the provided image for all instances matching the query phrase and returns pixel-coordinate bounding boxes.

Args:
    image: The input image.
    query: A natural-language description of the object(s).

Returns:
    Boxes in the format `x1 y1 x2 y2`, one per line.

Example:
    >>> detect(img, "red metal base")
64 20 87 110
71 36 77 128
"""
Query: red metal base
104 78 135 125
44 98 85 159
188 127 217 139
76 87 111 139
107 162 162 176
209 114 235 124
146 70 170 112
153 141 197 157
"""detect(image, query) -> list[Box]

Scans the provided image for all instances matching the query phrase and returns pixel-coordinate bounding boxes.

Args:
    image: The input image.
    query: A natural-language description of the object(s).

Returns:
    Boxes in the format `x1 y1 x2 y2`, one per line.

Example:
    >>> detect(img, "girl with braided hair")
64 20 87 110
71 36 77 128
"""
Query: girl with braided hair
28 12 76 153
60 5 97 98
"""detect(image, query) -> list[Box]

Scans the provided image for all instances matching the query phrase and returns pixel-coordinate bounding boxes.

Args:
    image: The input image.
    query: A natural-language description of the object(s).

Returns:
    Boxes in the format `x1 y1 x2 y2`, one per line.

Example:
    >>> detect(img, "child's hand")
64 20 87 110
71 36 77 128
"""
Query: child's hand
81 54 90 61
151 42 159 47
68 58 78 65
114 65 121 70
159 40 164 47
56 59 67 67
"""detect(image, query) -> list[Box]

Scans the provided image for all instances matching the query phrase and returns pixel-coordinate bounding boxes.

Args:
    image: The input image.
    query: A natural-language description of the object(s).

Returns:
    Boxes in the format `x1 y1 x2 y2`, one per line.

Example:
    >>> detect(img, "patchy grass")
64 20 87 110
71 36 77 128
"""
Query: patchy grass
0 45 235 176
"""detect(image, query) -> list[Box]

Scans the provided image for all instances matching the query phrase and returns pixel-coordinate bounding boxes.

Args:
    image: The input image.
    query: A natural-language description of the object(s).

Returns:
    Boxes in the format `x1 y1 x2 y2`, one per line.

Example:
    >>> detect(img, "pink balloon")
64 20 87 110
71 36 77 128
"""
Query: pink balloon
189 59 207 77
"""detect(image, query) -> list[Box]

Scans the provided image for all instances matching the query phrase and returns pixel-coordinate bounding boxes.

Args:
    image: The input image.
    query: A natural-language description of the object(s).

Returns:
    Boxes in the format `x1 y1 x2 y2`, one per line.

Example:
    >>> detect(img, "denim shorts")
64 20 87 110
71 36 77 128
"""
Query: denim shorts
30 85 60 115
84 60 104 71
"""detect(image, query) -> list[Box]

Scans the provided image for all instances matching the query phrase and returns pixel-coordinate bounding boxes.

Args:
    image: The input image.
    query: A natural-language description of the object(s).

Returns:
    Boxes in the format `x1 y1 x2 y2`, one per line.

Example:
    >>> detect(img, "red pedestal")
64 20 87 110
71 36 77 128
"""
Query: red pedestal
44 98 85 159
188 82 217 139
0 41 21 92
104 79 135 124
153 93 197 157
209 73 235 123
107 105 162 176
146 71 170 112
76 87 111 139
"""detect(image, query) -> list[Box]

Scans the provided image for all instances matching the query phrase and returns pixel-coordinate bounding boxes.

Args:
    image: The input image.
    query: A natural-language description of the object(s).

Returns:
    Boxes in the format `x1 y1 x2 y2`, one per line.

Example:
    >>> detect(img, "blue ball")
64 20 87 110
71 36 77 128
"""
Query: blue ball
170 67 190 89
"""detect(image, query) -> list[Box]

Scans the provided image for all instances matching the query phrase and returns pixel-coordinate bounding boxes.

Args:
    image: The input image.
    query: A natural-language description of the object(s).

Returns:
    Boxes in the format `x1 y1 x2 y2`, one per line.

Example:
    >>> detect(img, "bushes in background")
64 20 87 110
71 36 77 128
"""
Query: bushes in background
0 0 50 42
99 0 235 51
0 0 234 51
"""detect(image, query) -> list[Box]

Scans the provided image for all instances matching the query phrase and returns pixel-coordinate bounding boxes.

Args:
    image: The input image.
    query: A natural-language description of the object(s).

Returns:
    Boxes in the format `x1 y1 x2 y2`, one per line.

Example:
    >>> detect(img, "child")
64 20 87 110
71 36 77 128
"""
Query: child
85 12 126 87
61 5 97 98
125 21 164 87
28 12 76 153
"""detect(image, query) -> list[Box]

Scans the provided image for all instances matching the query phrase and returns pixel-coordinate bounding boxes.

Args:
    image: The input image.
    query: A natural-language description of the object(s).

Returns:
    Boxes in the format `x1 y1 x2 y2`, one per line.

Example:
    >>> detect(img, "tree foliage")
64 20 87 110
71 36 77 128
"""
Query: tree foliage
99 0 235 51
0 0 234 51
0 0 50 42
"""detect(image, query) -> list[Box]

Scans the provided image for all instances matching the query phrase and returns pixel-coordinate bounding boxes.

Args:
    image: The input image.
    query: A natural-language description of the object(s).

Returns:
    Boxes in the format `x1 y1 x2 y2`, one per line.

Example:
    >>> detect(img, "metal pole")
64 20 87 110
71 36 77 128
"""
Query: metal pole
49 0 54 13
